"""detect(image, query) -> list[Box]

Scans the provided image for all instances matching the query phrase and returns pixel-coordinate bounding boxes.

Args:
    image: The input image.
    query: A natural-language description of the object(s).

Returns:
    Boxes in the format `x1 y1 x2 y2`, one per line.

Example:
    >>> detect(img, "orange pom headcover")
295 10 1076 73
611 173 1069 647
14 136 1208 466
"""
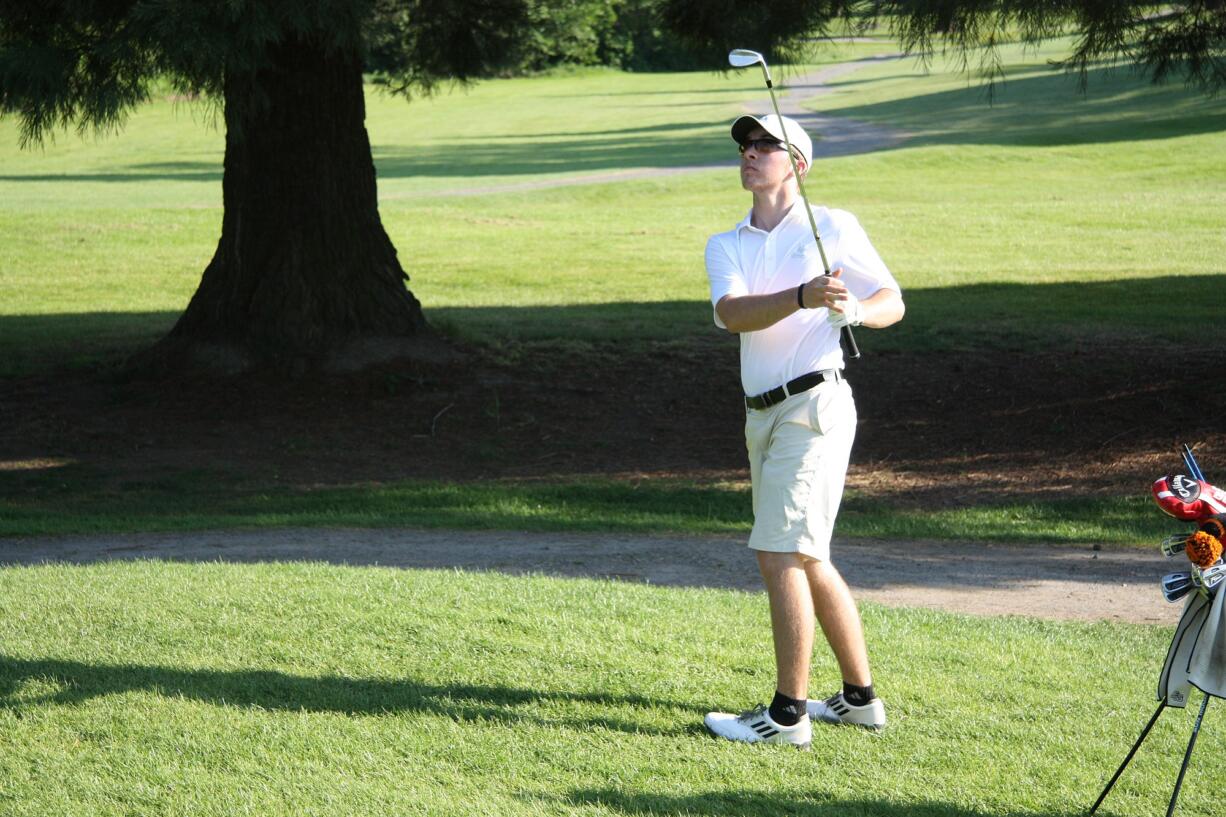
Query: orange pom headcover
1186 530 1224 569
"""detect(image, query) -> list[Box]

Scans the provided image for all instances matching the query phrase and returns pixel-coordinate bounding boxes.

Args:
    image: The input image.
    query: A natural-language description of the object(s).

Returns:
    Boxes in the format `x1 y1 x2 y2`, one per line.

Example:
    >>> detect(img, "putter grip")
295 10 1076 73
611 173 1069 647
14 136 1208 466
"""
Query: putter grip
841 325 861 360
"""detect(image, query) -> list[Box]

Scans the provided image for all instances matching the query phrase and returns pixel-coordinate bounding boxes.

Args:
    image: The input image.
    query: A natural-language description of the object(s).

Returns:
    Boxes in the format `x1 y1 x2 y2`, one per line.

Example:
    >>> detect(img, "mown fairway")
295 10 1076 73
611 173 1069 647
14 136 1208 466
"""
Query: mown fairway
0 38 1221 537
3 40 1222 364
1 561 1222 817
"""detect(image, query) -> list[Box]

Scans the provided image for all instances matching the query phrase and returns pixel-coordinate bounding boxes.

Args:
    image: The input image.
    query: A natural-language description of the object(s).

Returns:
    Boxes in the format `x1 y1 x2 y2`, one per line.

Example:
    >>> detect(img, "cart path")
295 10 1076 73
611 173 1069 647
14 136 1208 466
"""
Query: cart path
435 55 907 198
1 528 1179 625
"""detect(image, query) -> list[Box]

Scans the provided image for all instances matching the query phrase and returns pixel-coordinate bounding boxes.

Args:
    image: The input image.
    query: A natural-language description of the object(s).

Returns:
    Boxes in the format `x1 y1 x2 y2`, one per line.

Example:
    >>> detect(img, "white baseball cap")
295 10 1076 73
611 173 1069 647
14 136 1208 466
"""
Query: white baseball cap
730 114 812 168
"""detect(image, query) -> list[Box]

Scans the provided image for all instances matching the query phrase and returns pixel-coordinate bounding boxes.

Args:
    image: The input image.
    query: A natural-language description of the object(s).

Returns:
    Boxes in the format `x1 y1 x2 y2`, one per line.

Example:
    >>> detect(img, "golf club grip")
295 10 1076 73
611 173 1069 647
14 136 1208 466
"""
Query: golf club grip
842 325 861 360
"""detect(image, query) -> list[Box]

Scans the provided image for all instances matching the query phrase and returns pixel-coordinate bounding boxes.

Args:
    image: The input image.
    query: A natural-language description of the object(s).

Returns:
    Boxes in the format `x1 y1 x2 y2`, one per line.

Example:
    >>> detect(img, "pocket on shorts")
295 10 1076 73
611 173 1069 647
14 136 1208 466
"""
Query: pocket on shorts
807 382 853 435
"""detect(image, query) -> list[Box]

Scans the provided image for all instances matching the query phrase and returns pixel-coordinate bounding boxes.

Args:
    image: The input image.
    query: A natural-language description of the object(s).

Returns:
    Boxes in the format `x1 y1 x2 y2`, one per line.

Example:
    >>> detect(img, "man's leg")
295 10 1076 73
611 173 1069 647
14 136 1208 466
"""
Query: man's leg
701 547 814 745
757 550 816 700
804 557 885 728
702 547 816 747
804 558 870 686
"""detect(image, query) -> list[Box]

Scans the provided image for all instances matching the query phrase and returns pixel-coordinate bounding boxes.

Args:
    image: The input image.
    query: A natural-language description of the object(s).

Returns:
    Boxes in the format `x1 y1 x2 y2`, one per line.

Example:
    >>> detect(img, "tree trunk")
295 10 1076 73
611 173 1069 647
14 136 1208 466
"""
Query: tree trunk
136 35 443 376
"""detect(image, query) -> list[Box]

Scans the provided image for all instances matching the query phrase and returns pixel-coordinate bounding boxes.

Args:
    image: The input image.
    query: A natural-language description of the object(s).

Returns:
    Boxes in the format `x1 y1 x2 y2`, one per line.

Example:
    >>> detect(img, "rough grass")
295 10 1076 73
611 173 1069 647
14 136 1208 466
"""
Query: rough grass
0 561 1217 816
0 474 1174 546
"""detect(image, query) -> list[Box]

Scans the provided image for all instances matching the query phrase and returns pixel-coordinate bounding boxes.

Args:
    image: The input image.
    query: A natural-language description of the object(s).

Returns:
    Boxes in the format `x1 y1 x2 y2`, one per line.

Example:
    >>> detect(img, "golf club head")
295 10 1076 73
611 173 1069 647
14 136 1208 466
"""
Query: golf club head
1163 571 1194 603
1161 533 1189 558
728 48 771 84
1192 562 1226 596
728 48 765 68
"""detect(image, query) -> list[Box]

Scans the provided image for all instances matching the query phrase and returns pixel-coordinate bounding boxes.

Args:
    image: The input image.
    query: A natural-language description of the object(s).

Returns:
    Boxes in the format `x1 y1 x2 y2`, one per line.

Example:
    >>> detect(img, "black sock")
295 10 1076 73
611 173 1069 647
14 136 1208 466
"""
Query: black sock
843 682 875 707
768 690 807 726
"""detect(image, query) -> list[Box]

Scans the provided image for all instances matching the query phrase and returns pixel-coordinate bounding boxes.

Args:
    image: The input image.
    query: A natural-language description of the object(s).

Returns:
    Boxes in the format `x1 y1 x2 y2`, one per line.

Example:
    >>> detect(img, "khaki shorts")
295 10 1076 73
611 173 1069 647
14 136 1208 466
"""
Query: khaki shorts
745 380 857 561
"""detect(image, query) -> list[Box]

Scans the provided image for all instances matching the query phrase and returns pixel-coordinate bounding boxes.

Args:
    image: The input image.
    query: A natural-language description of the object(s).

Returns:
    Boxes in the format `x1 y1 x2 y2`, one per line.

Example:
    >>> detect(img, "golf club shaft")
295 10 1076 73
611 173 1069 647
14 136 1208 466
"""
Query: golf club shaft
759 69 860 360
1182 443 1205 481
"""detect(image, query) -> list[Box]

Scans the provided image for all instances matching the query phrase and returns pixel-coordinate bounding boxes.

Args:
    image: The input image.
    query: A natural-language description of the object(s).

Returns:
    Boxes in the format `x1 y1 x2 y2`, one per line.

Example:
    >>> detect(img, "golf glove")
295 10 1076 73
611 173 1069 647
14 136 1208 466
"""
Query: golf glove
826 290 864 329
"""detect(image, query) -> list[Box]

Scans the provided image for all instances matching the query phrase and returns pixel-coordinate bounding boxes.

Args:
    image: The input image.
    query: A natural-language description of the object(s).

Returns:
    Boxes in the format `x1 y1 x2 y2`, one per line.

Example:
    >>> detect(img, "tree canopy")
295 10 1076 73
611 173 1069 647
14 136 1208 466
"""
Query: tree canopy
0 0 532 147
3 0 1220 149
659 0 1225 94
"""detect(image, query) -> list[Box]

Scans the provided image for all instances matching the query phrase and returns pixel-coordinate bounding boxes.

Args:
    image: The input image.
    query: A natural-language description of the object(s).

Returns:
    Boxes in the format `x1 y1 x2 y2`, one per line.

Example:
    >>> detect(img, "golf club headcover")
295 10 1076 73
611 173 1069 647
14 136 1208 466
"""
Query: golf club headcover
1185 530 1225 569
1153 474 1226 521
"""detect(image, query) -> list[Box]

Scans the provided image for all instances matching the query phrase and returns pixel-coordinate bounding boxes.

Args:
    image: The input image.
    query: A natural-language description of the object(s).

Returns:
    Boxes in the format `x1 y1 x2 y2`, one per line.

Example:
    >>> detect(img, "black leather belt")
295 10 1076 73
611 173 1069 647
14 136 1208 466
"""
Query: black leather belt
745 369 842 411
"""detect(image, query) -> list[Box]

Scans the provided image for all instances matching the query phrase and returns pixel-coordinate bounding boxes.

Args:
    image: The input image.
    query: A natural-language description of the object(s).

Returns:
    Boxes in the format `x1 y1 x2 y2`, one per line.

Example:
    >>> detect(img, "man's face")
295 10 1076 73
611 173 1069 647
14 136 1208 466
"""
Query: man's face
739 126 804 192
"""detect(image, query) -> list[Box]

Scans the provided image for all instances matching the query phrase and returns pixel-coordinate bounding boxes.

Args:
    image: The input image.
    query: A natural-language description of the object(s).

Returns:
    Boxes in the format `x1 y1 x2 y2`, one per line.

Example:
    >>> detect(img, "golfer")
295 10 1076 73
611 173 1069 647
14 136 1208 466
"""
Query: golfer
703 114 904 747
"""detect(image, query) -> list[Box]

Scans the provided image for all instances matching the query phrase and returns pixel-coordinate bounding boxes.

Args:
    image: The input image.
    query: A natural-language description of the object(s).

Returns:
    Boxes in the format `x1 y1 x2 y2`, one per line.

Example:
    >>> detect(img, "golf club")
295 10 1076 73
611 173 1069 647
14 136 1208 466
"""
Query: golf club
1163 571 1194 603
1192 562 1226 596
1183 443 1206 482
728 48 860 360
1162 533 1189 558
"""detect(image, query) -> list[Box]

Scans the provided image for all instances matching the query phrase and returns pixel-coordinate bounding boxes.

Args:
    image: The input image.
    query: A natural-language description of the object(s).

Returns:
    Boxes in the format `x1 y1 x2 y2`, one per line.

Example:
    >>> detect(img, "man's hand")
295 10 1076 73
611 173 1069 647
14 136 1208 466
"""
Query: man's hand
801 268 862 327
826 288 864 329
801 267 904 330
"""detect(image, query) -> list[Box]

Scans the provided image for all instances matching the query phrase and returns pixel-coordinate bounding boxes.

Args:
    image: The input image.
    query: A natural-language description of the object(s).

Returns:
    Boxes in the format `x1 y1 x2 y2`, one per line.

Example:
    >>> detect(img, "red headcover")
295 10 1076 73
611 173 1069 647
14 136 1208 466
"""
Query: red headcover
1153 474 1226 521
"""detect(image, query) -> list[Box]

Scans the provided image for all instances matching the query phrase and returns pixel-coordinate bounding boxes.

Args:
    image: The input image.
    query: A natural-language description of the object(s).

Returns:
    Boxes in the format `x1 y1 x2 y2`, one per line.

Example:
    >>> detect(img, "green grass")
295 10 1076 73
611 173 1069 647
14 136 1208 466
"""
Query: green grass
2 40 1223 542
0 561 1216 816
0 470 1173 545
2 39 1223 367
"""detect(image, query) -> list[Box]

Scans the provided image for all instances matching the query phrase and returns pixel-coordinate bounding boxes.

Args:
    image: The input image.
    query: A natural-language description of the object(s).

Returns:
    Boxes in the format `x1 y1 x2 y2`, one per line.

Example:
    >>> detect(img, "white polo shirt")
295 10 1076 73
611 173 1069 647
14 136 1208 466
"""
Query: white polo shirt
705 201 900 396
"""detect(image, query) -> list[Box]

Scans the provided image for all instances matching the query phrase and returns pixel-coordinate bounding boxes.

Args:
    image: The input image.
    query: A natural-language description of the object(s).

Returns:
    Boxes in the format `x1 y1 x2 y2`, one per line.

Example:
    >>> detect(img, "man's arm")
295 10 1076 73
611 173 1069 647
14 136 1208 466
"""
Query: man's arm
716 270 904 333
847 287 904 329
715 288 803 334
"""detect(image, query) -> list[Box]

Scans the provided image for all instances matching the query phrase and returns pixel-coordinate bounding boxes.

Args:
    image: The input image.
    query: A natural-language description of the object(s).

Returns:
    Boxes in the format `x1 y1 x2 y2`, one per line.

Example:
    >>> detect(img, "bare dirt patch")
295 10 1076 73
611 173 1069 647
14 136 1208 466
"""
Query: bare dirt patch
1 336 1223 625
0 527 1183 625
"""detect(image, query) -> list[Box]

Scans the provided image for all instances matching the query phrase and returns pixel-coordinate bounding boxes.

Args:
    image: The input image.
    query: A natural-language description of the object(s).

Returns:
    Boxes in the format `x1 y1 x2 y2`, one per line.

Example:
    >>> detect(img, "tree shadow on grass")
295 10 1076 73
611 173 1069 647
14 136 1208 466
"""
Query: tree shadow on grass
371 126 732 179
564 788 1079 817
0 161 223 184
828 63 1226 148
2 273 1222 374
0 125 735 185
427 274 1226 349
0 654 697 736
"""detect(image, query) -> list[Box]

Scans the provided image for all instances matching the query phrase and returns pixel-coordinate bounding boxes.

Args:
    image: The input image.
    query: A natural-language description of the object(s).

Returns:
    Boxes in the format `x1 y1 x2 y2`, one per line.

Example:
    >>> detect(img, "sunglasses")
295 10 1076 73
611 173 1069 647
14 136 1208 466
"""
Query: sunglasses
738 137 786 154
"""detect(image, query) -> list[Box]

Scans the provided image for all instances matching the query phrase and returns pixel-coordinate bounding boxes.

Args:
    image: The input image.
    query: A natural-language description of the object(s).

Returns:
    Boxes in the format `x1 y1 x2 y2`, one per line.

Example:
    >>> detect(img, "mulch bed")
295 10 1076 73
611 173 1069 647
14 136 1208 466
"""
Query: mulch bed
2 335 1223 506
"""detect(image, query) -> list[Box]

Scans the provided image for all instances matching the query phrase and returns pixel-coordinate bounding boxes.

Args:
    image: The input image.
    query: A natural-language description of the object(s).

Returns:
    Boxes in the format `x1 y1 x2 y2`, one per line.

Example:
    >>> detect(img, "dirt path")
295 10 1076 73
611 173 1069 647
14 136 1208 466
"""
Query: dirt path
0 528 1179 625
436 56 906 197
746 55 908 158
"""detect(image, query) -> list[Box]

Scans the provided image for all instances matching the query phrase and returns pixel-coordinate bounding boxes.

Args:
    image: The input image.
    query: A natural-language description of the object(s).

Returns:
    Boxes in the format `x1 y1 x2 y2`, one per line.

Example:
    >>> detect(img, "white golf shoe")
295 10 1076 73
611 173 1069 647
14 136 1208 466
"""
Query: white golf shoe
807 692 886 730
703 704 811 748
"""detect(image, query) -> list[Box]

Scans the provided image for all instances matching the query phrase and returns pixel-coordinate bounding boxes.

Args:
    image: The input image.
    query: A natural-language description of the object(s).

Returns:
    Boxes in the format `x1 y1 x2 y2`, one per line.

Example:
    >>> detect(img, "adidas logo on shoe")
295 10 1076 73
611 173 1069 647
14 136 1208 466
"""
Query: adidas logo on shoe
703 704 811 748
808 691 886 730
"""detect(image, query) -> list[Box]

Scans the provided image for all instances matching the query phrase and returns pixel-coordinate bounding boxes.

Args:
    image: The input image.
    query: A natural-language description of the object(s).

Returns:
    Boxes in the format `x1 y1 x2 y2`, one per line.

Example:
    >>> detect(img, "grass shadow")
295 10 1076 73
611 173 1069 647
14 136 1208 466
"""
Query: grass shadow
1 274 1223 376
565 788 1079 817
0 161 223 184
371 124 733 179
0 654 695 736
427 273 1226 350
829 63 1226 148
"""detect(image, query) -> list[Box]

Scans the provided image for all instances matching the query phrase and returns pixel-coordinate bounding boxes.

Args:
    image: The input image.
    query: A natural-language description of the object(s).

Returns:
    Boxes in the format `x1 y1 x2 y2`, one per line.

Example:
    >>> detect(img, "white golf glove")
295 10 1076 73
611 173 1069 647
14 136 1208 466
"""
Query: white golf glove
826 290 864 329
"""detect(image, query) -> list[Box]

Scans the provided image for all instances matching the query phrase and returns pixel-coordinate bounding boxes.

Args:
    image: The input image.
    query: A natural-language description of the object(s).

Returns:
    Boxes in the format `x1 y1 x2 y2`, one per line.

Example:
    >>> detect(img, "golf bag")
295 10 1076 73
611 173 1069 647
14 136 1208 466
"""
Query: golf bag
1092 446 1226 815
1158 588 1226 706
1156 460 1226 705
